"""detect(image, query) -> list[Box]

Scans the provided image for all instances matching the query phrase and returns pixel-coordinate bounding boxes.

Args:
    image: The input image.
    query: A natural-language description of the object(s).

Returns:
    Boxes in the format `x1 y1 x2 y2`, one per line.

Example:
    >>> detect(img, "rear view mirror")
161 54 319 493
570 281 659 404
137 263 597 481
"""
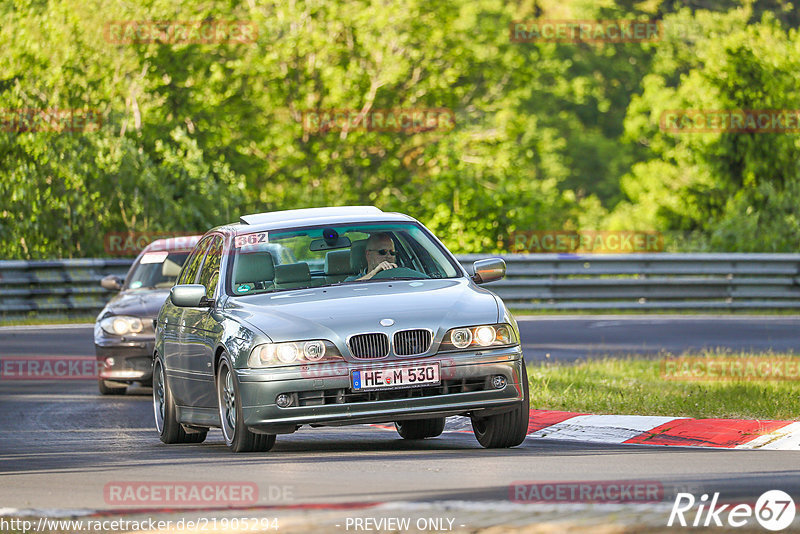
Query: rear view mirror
100 275 123 291
309 236 351 251
170 284 211 307
472 258 506 284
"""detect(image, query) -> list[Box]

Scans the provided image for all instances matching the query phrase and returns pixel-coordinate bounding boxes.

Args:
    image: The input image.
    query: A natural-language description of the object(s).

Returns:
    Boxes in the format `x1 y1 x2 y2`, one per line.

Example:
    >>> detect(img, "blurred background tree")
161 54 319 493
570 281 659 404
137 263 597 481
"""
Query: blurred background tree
0 0 797 257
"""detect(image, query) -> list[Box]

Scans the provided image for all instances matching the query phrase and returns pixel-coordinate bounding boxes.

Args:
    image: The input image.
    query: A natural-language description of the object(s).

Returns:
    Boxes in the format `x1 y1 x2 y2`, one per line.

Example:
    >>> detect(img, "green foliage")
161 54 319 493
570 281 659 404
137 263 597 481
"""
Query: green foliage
0 0 798 258
614 7 800 250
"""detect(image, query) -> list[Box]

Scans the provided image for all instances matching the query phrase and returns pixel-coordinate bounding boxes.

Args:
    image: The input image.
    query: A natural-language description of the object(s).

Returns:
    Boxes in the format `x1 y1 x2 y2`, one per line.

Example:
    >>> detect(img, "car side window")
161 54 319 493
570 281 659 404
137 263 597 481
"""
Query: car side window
198 236 223 299
177 237 212 285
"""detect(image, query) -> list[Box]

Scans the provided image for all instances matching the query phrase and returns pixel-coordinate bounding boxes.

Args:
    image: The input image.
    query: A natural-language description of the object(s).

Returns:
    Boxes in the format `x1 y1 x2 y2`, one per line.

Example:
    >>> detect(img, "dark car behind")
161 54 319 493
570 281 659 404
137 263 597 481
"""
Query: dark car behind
94 236 200 395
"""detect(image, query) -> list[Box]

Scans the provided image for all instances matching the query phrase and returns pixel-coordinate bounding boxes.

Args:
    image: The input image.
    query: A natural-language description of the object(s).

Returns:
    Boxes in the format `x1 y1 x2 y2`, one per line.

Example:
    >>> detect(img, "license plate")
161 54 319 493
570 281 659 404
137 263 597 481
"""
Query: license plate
351 363 440 391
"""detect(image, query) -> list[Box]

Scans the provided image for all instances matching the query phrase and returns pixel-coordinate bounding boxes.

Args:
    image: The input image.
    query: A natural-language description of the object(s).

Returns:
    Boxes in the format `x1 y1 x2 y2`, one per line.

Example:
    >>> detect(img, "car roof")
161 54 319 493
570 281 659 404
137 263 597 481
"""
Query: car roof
143 235 202 252
232 206 416 234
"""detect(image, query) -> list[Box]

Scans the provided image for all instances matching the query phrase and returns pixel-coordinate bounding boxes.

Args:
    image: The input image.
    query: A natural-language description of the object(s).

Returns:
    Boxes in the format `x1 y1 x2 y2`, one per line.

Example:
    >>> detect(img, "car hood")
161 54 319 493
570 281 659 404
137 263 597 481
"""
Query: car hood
102 289 171 318
224 278 500 346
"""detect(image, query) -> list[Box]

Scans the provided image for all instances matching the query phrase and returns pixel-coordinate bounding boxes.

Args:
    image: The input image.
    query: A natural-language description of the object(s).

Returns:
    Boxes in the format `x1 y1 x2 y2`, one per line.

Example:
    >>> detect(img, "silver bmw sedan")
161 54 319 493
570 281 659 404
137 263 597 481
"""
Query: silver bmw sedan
153 206 529 452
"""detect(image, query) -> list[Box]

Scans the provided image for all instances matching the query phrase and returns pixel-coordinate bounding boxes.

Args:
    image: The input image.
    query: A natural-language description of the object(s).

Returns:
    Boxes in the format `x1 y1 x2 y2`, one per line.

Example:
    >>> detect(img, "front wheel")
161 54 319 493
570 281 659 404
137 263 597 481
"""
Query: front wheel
395 418 446 439
153 356 206 444
471 367 530 448
217 355 276 453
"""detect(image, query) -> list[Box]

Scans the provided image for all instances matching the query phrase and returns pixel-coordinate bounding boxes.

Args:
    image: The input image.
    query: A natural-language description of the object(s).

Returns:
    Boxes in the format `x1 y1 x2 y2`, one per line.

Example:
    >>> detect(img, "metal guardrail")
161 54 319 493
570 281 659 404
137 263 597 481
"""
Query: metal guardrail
2 254 800 316
462 253 800 310
0 259 131 315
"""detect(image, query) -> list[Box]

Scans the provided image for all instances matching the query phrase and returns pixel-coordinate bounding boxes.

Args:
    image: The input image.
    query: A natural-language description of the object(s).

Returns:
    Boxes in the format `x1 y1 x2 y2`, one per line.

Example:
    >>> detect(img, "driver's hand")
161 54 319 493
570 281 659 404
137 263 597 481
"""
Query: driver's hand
359 261 397 280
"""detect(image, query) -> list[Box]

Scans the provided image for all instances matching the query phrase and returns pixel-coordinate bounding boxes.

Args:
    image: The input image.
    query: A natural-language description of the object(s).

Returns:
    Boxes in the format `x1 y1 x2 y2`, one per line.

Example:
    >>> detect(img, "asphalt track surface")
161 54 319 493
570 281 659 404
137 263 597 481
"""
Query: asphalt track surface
1 317 800 531
2 315 800 361
516 315 800 362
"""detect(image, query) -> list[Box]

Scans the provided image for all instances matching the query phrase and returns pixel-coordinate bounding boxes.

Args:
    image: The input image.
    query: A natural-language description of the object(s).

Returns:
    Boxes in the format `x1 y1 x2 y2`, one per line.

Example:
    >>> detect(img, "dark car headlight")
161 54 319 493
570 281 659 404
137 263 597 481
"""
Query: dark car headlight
99 315 144 336
441 323 518 351
247 340 344 367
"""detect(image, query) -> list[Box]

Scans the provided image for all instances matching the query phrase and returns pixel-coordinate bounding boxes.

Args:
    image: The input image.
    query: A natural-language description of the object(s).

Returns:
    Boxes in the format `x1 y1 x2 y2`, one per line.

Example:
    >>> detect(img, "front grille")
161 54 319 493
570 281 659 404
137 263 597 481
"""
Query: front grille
393 329 432 356
348 333 390 359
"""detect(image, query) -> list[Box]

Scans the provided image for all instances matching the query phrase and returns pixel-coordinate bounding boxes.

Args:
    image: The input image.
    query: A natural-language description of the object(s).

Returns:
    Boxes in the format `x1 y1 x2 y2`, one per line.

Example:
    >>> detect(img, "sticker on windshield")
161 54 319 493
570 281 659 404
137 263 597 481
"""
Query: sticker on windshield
236 284 252 293
235 232 268 248
129 281 143 289
140 251 169 264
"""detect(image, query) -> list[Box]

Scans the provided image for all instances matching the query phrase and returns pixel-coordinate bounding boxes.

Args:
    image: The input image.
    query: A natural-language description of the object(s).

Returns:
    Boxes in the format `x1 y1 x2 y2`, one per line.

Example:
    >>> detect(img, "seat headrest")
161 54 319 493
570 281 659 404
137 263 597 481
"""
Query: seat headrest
325 250 352 275
162 258 182 278
274 263 311 284
350 239 368 274
233 251 275 284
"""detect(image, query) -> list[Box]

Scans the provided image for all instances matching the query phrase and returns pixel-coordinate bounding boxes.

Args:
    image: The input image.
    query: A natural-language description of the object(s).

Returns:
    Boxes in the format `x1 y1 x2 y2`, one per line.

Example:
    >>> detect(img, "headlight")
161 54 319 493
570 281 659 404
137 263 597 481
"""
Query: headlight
248 340 342 368
441 323 517 351
277 344 299 363
475 326 496 346
99 315 144 336
450 328 473 348
303 340 326 361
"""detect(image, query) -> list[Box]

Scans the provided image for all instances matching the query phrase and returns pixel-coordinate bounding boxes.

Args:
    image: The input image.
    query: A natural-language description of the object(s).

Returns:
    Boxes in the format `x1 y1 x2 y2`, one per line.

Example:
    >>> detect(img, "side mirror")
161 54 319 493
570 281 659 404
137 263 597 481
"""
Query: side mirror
170 284 211 307
100 275 123 291
472 258 506 285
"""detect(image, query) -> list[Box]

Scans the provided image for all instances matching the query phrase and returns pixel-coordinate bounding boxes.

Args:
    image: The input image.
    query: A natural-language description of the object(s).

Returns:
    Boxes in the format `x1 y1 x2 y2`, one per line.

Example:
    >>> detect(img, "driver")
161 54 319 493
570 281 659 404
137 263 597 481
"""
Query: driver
354 232 397 281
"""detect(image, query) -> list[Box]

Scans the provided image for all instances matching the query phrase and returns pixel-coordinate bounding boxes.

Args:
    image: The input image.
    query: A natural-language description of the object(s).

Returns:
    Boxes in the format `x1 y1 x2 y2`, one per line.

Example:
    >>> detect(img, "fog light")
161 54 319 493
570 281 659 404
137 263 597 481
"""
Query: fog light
491 375 507 389
276 394 293 408
105 357 115 367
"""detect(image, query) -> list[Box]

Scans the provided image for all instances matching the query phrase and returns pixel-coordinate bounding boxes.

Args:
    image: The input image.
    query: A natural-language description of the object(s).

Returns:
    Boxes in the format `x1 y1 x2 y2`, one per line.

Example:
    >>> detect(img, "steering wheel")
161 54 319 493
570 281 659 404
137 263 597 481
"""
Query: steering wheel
371 266 429 280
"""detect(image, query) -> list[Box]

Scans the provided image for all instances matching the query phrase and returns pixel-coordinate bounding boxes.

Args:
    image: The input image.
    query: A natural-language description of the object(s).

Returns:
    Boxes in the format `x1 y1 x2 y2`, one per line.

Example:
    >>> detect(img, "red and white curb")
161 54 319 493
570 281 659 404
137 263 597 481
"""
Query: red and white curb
378 410 800 450
526 410 800 450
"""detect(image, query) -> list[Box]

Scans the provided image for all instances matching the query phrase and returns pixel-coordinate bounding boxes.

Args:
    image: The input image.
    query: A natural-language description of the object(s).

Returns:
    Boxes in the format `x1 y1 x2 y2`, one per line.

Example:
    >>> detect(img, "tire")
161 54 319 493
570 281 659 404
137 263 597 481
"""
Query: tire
395 418 446 439
471 366 530 448
217 355 276 453
153 356 207 444
98 379 127 396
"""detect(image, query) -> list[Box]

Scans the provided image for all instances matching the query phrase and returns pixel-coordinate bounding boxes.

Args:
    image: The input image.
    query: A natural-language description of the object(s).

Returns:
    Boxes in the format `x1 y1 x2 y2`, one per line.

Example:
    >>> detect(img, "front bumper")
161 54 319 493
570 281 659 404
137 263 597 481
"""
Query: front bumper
237 346 526 433
95 337 155 383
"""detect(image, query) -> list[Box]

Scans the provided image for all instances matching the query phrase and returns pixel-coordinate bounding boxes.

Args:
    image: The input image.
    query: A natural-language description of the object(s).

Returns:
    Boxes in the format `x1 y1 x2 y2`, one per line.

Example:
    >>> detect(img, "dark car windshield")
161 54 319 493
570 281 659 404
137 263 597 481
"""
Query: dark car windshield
228 223 461 296
125 251 192 290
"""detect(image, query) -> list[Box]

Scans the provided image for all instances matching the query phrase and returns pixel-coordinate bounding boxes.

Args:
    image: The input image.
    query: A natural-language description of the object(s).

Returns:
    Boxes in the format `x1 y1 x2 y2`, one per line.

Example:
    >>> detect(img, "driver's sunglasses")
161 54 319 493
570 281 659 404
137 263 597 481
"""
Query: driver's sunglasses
368 249 396 257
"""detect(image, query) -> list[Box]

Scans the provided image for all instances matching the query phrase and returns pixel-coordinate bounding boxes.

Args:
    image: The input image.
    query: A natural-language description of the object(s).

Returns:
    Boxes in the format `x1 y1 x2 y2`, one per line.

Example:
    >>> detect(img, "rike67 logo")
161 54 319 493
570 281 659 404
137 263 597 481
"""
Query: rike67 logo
669 490 796 531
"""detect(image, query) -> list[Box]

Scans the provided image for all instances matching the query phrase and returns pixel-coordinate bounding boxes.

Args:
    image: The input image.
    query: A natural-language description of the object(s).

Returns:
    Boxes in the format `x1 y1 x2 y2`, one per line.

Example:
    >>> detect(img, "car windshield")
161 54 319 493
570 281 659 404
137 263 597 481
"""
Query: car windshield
126 250 192 290
228 222 461 296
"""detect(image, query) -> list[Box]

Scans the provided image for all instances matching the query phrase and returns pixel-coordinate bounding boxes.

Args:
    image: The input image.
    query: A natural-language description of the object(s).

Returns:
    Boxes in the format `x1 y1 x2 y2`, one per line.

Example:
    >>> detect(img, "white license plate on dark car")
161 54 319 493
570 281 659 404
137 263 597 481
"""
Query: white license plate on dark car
351 363 440 391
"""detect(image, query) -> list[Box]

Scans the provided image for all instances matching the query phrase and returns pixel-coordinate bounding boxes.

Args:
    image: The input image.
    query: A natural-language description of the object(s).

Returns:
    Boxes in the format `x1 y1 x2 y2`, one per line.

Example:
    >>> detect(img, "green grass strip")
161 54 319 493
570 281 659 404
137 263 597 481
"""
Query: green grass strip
527 351 800 420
